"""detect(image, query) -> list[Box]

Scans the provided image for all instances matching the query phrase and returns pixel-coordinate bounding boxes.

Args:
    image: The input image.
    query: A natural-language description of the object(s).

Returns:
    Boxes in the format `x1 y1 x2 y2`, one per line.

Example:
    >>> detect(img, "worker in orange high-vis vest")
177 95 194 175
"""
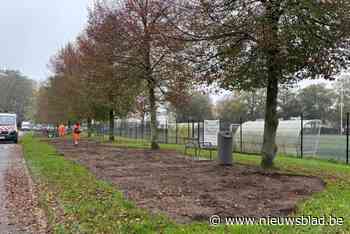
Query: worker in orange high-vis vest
73 122 81 146
58 123 66 137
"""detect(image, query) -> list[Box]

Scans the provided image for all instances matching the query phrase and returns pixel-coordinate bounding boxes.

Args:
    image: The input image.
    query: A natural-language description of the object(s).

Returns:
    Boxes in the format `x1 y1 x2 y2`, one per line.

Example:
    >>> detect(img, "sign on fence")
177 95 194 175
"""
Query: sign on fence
204 120 220 146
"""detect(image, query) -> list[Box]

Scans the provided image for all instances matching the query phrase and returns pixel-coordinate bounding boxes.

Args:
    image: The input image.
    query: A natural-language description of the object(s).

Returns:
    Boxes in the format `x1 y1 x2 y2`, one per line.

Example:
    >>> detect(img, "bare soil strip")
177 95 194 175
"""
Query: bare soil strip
50 139 325 224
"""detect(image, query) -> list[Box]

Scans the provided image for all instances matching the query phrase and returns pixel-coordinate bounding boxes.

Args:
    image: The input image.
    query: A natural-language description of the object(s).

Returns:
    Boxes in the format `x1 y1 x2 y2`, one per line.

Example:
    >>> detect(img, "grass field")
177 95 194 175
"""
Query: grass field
22 135 350 233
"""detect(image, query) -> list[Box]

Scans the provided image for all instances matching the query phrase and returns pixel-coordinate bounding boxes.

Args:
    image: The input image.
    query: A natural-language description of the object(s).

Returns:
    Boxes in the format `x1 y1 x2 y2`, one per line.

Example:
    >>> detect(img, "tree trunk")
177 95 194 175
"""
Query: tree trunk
260 1 282 169
261 76 279 168
87 117 92 138
109 109 115 141
148 80 159 150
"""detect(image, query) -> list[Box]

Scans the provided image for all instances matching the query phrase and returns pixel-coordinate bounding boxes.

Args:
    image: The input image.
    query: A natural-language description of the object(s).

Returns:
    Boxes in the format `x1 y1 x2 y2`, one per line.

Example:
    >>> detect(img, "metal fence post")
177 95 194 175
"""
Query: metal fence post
202 120 205 142
135 122 138 139
124 121 127 138
120 120 122 137
301 113 304 159
197 121 200 145
128 121 131 139
187 120 190 139
240 117 243 153
165 120 168 144
124 121 126 138
131 122 133 139
192 120 195 138
120 121 122 138
141 121 144 140
175 120 178 144
136 122 138 139
347 112 349 164
127 121 129 138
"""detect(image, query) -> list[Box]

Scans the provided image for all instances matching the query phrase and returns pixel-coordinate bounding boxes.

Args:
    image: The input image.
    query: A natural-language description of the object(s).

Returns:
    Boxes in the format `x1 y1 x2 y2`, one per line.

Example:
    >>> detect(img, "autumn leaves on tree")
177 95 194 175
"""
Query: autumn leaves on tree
39 0 193 149
38 0 350 168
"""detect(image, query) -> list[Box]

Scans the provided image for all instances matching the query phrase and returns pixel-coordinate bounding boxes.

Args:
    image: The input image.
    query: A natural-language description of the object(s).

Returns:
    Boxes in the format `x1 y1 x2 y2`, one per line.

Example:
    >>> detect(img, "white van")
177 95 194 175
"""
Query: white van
21 121 32 131
0 113 18 143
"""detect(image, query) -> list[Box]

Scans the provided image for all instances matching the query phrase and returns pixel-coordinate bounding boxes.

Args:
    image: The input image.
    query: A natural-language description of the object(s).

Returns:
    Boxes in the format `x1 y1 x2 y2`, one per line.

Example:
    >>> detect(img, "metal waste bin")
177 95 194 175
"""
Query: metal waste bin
218 131 233 165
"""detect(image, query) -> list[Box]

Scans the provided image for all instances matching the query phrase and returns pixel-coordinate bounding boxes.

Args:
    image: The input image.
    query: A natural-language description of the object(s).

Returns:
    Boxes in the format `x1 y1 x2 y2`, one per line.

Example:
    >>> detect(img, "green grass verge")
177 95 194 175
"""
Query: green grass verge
22 135 350 233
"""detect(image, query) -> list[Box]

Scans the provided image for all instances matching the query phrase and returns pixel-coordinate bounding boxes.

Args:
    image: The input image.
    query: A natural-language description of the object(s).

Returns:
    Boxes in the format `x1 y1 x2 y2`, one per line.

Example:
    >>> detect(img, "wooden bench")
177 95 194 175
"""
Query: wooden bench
184 138 216 160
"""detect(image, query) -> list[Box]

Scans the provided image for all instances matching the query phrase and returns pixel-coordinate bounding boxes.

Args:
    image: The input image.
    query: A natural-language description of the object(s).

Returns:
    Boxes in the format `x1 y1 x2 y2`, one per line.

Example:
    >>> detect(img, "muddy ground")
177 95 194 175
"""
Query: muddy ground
49 138 325 223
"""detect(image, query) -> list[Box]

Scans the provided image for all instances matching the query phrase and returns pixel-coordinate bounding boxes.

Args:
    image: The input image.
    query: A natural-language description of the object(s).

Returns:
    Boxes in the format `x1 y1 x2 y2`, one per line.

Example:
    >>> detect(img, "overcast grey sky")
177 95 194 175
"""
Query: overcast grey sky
0 0 92 82
0 0 340 99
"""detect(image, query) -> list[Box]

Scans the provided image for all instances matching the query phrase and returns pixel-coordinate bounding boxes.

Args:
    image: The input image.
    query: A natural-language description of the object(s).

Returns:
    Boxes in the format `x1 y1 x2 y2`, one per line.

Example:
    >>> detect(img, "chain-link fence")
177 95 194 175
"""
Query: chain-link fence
88 114 350 164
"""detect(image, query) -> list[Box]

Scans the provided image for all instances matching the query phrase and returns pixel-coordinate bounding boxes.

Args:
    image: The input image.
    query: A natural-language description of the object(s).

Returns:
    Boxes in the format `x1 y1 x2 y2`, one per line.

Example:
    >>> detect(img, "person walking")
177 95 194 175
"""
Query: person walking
73 122 81 146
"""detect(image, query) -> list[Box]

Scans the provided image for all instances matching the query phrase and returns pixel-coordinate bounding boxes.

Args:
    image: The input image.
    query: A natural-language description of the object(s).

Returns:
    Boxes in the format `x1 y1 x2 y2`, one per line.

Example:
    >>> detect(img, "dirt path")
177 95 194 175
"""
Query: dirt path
0 143 46 234
51 138 325 224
